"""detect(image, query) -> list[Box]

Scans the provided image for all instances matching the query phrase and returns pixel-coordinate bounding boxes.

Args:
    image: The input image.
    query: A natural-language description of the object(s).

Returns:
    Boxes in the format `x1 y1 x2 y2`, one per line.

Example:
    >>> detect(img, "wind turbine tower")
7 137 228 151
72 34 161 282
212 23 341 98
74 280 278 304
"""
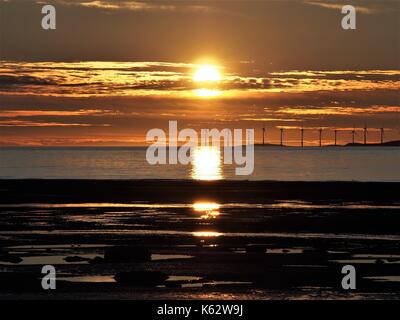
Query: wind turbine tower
262 125 265 145
301 127 304 147
319 128 323 147
363 126 367 145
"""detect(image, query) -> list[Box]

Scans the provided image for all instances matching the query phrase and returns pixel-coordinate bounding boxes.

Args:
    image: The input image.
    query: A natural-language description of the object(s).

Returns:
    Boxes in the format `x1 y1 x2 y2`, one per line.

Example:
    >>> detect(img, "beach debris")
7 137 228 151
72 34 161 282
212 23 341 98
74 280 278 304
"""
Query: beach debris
375 259 385 264
114 271 168 287
0 253 23 264
64 255 90 263
104 246 151 263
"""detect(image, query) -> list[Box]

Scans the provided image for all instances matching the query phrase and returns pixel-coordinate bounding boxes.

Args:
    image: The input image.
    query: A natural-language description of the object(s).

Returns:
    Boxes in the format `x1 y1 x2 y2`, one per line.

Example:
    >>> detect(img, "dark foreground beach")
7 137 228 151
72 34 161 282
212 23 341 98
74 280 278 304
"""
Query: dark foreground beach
0 180 399 300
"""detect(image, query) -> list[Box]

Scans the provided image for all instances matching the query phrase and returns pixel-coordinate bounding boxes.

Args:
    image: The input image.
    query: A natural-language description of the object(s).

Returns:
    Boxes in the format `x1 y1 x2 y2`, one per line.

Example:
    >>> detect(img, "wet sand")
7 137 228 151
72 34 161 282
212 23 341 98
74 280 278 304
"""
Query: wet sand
0 179 399 204
0 180 399 300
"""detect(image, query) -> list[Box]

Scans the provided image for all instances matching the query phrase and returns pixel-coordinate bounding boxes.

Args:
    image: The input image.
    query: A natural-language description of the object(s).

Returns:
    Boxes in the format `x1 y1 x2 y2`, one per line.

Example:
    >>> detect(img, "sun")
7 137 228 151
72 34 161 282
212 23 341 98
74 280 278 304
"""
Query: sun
193 65 222 82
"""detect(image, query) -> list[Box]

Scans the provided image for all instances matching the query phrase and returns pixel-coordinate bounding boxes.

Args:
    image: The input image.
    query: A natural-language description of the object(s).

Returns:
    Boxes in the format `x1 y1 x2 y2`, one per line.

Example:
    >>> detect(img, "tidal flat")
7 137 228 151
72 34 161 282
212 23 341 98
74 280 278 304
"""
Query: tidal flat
0 180 399 300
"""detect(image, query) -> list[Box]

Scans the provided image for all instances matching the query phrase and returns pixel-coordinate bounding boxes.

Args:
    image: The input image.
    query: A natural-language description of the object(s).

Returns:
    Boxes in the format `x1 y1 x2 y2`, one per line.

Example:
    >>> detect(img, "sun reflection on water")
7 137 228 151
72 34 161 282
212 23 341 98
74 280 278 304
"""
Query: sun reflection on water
191 146 223 180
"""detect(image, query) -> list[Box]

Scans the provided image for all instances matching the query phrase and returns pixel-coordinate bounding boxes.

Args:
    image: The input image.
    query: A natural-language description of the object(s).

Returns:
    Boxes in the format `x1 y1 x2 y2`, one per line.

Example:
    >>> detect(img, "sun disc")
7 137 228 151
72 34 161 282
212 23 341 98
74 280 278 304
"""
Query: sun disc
193 65 221 82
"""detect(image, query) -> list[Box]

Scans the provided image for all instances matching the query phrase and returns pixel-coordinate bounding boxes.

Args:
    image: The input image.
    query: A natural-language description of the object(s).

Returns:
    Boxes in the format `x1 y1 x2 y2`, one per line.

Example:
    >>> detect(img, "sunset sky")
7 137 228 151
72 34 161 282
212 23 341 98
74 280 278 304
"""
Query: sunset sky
0 0 399 146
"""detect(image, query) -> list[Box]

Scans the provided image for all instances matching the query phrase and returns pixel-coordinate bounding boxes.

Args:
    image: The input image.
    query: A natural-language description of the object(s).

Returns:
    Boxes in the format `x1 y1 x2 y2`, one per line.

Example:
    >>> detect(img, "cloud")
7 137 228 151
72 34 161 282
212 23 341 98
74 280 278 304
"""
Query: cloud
240 117 301 122
304 1 371 14
0 136 145 146
35 0 214 13
0 75 56 86
1 62 399 97
0 109 116 117
278 106 400 116
303 1 397 14
76 1 174 11
0 120 110 127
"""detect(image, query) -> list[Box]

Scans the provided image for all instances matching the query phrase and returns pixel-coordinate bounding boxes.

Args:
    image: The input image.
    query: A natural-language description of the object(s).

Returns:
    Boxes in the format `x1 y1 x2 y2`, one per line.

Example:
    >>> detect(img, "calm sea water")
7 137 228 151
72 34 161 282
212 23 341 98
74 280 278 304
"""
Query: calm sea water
0 146 399 181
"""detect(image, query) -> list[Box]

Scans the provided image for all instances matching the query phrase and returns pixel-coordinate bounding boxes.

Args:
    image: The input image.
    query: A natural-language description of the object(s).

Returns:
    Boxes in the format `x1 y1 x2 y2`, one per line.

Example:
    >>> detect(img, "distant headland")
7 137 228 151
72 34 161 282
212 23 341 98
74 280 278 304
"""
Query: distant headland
344 140 400 147
254 140 400 147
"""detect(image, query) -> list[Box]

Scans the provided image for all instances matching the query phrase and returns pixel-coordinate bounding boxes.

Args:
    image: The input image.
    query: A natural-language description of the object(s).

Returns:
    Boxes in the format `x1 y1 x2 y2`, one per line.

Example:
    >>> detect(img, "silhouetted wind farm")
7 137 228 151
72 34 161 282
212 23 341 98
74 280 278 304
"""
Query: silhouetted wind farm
258 125 400 147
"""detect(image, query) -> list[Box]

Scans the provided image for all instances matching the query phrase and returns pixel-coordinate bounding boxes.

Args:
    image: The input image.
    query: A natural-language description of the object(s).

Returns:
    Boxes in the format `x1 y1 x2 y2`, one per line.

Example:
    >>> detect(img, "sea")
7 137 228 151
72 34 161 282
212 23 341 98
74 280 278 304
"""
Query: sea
0 146 399 181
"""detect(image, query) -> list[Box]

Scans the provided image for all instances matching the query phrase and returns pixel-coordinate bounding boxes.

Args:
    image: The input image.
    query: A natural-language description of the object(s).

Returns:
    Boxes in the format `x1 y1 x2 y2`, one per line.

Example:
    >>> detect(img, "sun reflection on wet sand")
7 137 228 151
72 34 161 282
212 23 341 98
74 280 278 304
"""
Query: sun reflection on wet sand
192 231 222 237
191 146 223 180
193 202 221 219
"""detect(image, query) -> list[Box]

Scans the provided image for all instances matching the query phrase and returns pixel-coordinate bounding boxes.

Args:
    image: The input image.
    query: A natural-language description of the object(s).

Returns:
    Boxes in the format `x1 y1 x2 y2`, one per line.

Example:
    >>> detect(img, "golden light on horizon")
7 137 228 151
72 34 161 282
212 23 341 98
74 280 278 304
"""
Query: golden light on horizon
194 89 221 97
193 65 222 82
191 146 223 180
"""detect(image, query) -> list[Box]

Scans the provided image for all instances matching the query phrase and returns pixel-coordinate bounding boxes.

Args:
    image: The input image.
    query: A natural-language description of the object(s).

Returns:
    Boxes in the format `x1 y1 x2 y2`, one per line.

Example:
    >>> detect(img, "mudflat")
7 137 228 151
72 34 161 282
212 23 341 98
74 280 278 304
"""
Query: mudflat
0 180 399 299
